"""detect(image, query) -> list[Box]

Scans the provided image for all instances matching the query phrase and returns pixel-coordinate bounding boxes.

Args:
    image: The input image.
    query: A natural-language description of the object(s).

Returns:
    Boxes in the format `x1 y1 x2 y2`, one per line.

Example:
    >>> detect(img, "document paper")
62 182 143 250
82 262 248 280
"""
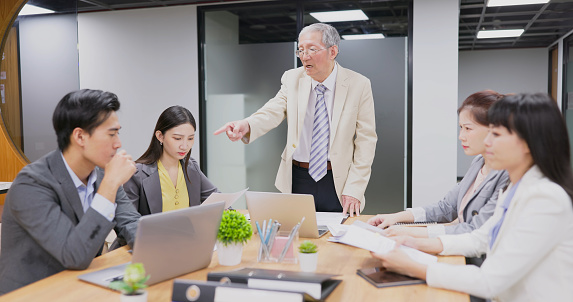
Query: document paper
328 224 437 266
201 188 248 209
0 182 11 191
316 212 347 226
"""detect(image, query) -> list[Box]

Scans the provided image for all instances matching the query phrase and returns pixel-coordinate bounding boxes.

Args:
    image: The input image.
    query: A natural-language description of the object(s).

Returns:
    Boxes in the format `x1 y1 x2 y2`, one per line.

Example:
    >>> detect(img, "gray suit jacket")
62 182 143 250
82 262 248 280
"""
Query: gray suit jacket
422 155 509 234
0 151 140 294
123 157 218 216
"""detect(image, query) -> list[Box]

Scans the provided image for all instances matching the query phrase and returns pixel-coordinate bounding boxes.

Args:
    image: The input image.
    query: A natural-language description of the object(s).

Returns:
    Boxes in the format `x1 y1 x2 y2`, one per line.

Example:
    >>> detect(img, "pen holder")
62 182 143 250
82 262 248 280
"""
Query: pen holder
259 229 299 264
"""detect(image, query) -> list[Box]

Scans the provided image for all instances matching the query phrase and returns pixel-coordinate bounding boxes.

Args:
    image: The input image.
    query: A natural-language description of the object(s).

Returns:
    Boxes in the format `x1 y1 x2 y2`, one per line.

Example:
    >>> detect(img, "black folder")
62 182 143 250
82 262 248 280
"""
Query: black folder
172 279 310 302
206 268 342 301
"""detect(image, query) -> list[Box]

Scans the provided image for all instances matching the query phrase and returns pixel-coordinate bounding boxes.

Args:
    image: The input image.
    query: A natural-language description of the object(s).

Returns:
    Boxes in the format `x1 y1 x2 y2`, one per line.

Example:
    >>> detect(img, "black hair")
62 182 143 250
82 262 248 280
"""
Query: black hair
488 93 573 201
137 105 196 182
52 89 120 151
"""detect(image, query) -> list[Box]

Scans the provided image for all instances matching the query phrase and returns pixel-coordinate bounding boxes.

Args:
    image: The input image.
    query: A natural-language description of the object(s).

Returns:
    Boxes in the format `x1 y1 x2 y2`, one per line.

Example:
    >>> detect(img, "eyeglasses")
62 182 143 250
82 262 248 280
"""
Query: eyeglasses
295 48 327 58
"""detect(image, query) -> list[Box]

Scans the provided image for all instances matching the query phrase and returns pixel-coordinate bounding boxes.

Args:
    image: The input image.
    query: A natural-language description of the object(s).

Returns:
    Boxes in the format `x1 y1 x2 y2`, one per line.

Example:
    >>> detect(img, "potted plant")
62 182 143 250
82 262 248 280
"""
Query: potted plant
109 263 150 302
216 210 252 266
298 240 318 272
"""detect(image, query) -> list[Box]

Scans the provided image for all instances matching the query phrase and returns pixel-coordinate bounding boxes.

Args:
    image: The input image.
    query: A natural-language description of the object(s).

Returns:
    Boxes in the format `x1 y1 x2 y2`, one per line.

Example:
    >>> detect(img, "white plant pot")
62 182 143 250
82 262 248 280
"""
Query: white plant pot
298 252 318 272
120 290 147 302
217 241 244 266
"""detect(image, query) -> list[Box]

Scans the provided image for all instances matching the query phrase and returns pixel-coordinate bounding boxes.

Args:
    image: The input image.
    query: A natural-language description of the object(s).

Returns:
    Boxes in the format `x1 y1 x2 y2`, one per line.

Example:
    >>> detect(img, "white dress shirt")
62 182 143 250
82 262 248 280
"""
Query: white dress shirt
293 63 338 162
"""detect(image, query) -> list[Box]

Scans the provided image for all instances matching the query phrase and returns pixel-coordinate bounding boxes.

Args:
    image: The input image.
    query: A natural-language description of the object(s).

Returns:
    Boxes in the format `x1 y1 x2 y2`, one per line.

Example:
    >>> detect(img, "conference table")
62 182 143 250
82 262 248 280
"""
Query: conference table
0 215 469 302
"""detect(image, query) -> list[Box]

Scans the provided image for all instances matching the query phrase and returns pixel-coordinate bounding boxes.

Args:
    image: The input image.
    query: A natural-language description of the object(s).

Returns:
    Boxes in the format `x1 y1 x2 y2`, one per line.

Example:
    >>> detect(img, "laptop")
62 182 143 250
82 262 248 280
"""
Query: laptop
79 201 225 287
246 191 330 238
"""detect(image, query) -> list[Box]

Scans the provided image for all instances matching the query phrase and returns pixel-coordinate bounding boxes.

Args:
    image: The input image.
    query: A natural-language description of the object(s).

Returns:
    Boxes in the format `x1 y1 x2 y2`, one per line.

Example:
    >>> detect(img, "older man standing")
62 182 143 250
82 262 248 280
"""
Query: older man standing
214 23 377 216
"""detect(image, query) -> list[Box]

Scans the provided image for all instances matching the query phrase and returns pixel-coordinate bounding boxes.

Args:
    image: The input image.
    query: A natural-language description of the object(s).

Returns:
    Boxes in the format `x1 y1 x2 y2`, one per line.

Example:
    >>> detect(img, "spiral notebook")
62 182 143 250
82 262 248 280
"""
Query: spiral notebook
394 221 437 227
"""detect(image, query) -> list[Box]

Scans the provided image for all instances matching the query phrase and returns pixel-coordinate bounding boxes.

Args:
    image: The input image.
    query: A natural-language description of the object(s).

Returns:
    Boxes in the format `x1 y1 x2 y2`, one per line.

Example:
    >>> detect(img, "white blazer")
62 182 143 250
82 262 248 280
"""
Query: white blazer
426 165 573 302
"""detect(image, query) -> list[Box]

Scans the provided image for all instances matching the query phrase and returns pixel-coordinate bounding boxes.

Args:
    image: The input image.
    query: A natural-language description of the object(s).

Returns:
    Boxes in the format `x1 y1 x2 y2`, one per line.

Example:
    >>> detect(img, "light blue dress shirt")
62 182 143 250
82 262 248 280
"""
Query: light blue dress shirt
489 180 521 248
61 153 116 221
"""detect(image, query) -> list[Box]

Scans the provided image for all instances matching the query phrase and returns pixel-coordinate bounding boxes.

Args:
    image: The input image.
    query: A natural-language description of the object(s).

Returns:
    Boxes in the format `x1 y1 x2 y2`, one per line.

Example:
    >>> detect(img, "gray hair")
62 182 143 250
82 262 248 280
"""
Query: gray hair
299 23 340 48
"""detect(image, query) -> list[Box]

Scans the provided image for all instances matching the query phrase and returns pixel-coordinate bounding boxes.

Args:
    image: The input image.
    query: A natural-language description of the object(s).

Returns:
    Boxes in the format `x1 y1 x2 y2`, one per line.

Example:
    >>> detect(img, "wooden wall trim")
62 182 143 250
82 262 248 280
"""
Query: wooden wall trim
0 0 29 204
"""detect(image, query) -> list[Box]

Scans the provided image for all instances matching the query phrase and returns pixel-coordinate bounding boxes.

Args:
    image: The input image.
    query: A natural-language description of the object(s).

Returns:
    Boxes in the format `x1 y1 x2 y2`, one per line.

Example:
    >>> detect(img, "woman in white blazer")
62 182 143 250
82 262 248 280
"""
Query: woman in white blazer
368 90 509 238
372 93 573 302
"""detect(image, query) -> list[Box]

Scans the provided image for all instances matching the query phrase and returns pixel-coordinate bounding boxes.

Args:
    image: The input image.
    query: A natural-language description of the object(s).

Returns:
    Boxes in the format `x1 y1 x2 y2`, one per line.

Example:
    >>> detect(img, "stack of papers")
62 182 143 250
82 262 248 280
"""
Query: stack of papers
0 182 12 191
327 221 437 265
201 188 248 209
316 212 348 226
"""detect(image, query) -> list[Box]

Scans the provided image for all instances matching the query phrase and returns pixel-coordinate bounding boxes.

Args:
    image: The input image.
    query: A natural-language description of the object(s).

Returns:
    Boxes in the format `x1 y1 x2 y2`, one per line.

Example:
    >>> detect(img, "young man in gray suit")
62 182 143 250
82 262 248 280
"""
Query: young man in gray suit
0 89 141 294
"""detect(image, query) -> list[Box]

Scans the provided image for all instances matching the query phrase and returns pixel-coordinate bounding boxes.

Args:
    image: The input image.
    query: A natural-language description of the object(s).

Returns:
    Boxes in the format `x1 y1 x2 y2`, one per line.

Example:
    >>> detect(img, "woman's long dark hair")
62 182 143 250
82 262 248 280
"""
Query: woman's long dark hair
137 106 197 182
488 93 573 201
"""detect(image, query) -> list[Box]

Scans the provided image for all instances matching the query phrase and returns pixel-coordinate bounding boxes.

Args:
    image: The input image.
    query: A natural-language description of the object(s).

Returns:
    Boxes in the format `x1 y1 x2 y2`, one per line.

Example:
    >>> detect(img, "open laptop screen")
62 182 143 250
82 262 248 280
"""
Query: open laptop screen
246 191 324 238
79 201 225 287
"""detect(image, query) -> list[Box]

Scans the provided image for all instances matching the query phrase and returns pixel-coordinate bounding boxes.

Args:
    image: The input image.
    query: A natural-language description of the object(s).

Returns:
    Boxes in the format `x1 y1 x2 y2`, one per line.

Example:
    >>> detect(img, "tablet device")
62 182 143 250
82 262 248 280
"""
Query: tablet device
357 267 425 288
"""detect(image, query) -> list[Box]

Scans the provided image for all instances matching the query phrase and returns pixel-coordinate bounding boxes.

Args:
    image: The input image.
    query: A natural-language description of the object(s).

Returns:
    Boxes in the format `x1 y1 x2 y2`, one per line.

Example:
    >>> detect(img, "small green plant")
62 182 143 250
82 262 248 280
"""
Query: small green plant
298 240 318 254
217 210 252 246
108 263 150 295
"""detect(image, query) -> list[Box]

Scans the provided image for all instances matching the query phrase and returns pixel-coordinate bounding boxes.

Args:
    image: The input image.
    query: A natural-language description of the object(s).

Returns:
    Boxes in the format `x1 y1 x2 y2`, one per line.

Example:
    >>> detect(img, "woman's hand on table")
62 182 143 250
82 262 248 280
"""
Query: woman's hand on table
371 247 427 280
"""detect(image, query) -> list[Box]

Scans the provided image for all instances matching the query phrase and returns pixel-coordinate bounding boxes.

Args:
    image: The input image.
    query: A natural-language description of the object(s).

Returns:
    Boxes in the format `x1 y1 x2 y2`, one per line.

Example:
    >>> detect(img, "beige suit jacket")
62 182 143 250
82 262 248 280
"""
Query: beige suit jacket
244 64 377 211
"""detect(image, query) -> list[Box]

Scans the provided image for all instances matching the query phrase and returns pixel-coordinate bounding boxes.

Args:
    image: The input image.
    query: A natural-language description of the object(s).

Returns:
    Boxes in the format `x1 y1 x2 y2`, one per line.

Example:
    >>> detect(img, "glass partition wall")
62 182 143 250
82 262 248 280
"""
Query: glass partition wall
201 3 297 209
199 0 409 213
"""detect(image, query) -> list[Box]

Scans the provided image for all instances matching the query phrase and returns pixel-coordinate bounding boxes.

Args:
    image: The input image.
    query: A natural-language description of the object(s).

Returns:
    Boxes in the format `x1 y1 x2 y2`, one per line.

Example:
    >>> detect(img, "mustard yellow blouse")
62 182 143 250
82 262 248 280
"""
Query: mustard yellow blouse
157 160 190 212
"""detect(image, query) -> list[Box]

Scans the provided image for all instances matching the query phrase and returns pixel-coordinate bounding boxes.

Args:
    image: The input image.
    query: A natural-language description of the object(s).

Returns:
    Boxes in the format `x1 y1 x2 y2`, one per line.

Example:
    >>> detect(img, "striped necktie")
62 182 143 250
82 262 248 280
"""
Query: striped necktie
309 84 329 182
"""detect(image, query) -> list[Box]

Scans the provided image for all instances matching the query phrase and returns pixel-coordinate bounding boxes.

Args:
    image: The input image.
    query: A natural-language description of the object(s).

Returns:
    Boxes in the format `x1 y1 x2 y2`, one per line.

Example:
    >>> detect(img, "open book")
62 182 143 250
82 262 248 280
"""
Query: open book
327 221 437 265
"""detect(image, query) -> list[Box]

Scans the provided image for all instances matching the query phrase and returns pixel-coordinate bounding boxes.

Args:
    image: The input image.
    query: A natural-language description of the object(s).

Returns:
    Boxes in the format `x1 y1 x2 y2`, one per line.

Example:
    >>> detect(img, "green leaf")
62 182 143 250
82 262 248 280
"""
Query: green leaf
298 240 318 253
108 263 150 294
217 210 252 245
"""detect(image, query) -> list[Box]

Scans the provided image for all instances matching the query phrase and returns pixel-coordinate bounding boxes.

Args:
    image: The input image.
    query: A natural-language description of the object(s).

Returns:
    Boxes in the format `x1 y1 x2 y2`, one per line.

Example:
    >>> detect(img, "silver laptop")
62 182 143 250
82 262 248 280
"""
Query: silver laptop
246 191 329 238
79 201 225 287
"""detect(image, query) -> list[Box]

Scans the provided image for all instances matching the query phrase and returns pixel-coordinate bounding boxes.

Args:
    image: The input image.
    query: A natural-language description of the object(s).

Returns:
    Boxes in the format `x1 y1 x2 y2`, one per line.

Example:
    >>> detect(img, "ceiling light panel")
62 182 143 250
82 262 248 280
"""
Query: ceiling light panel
18 4 55 16
477 29 525 38
487 0 550 7
342 34 385 40
310 10 368 23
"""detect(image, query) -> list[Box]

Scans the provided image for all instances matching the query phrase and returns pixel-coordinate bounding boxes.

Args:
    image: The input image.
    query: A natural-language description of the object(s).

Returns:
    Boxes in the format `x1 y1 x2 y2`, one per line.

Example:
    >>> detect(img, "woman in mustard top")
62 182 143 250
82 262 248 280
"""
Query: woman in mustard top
124 106 218 215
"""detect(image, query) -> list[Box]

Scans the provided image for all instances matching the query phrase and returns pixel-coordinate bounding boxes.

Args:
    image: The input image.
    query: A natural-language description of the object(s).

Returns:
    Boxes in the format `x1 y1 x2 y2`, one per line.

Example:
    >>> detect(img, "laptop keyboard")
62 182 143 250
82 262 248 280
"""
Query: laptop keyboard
318 226 329 237
106 275 124 283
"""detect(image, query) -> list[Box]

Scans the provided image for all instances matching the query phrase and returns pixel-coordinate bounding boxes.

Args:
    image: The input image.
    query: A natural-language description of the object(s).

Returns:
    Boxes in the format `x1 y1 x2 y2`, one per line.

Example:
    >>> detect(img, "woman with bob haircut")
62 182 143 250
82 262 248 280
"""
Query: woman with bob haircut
368 90 509 238
372 93 573 301
124 105 218 215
